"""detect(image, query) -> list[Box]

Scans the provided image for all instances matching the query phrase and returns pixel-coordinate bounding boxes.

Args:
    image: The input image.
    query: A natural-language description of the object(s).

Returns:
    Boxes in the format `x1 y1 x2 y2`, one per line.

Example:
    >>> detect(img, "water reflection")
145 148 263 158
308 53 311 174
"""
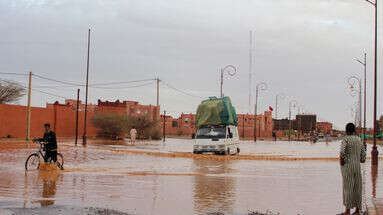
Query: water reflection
371 165 378 198
193 159 236 215
38 167 60 207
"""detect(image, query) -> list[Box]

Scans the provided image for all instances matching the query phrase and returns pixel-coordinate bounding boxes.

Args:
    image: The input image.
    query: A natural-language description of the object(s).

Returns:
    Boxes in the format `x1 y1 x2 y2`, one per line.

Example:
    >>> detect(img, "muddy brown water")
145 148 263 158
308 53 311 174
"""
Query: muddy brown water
0 139 382 215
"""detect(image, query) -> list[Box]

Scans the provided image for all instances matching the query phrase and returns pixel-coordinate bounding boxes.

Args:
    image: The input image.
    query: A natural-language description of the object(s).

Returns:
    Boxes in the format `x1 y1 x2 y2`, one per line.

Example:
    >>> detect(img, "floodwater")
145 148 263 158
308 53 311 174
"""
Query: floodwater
0 139 382 215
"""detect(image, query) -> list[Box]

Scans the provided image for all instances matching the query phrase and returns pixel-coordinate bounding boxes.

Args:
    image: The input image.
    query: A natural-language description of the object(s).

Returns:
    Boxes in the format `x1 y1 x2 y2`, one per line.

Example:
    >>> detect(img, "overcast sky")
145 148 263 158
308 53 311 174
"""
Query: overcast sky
1 0 383 129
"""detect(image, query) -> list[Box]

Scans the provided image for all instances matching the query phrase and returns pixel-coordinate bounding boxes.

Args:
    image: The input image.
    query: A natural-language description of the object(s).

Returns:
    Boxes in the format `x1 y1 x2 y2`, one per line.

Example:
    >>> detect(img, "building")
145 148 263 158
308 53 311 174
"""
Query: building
161 111 273 139
316 122 333 134
273 114 317 135
0 99 159 138
273 118 290 131
295 114 317 133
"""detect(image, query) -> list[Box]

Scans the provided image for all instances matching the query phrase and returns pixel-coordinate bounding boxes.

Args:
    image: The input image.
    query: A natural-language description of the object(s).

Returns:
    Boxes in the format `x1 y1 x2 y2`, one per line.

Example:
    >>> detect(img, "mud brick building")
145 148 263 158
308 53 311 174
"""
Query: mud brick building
161 111 273 139
0 99 159 138
316 122 333 134
295 114 317 133
273 118 290 131
273 114 317 133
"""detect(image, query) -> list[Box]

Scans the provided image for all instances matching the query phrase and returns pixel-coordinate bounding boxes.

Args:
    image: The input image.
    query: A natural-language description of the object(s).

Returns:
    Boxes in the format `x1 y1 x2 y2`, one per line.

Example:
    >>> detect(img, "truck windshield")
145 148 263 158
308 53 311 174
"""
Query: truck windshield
196 126 226 139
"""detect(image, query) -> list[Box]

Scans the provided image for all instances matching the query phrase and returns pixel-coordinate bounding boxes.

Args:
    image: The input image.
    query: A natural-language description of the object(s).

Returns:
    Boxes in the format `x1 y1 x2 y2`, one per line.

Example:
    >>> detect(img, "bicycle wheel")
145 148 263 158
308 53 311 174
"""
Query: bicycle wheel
56 153 64 170
25 153 40 170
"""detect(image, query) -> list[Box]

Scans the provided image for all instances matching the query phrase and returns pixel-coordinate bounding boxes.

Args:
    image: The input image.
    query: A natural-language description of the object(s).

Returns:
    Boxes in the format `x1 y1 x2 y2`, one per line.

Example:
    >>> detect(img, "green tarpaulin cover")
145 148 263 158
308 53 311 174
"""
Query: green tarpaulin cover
196 96 238 128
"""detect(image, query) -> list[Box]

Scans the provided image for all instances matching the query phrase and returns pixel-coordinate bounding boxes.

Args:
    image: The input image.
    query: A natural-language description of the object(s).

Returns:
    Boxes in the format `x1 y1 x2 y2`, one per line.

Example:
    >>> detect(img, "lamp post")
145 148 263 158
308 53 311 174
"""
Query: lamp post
275 93 285 120
347 76 362 130
361 0 378 165
355 53 367 145
288 100 298 141
220 65 237 98
254 82 267 142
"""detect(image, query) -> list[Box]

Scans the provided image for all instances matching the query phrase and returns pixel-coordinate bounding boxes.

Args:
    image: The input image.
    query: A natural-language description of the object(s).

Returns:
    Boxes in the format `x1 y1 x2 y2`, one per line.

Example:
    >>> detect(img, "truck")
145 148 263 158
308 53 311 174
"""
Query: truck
193 96 240 155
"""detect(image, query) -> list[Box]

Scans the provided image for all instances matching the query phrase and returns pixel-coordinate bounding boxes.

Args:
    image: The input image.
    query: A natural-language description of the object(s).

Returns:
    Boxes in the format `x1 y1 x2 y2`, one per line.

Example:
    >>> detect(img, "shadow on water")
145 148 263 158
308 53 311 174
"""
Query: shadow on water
23 164 61 208
371 165 378 198
193 159 236 215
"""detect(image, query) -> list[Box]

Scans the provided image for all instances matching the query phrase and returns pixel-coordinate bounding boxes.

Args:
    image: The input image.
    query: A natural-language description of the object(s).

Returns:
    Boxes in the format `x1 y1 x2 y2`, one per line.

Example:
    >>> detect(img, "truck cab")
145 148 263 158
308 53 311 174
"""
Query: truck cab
193 125 240 155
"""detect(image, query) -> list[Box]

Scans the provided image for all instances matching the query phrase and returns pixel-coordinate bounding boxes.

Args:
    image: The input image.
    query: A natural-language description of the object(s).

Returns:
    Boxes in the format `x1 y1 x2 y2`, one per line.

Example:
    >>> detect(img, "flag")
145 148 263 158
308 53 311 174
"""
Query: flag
269 106 273 111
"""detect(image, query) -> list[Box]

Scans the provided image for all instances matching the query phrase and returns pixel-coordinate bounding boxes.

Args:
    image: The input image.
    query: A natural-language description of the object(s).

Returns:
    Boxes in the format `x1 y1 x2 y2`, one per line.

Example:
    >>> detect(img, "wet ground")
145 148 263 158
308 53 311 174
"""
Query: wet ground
0 139 382 215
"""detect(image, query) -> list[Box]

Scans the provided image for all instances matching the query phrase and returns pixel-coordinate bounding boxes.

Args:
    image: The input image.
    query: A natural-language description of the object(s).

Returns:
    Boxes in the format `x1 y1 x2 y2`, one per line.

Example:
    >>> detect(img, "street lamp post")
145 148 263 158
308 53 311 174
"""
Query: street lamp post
288 100 298 141
347 76 362 130
355 53 367 146
275 93 285 120
362 0 378 165
220 65 237 98
254 82 267 142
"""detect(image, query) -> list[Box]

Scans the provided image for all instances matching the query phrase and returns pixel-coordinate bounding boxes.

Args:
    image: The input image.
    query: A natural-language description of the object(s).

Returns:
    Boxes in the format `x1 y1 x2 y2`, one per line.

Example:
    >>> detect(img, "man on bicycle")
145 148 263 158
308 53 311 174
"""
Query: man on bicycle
36 123 57 163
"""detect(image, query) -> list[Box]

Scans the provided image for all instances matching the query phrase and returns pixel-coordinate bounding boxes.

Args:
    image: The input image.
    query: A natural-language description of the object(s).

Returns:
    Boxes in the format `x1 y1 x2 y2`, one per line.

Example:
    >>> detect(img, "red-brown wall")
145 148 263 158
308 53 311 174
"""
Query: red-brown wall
0 99 159 139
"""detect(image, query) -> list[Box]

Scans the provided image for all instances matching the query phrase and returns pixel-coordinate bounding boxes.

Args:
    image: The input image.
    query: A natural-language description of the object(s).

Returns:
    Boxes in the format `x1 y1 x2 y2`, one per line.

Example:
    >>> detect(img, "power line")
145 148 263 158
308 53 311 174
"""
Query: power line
32 74 83 86
91 78 156 86
90 81 154 89
32 80 155 90
33 73 156 87
31 88 68 99
0 78 69 99
0 72 28 76
161 81 203 99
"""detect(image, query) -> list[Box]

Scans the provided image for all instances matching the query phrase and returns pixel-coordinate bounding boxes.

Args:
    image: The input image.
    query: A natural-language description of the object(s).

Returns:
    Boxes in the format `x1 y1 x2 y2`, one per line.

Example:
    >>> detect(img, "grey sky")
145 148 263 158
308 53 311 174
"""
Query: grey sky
0 0 382 129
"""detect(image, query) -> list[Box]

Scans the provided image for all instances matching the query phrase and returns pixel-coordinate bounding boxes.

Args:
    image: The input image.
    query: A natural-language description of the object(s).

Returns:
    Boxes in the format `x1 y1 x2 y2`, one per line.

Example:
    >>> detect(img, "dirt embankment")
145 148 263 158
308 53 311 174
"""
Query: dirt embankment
111 149 340 162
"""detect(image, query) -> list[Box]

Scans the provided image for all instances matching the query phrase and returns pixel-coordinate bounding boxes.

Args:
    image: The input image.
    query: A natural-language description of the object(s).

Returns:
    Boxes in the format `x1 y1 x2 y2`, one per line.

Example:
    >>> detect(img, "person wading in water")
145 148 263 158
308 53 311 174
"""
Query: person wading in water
338 123 366 215
130 126 137 144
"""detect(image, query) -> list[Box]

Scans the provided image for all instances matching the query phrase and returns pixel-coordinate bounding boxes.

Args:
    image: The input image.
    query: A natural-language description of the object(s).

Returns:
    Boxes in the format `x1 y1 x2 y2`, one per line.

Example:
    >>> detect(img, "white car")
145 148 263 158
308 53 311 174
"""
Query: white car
193 125 240 155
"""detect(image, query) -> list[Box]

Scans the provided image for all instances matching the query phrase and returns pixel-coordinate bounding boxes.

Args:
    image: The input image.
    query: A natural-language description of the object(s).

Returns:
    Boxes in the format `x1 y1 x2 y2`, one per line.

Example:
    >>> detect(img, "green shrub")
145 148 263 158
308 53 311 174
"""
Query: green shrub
92 113 161 140
92 113 128 139
127 115 160 140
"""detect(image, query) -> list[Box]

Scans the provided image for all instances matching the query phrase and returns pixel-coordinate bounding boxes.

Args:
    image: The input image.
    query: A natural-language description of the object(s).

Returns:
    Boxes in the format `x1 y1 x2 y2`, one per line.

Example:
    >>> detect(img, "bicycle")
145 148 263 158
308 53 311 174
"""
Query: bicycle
25 140 64 170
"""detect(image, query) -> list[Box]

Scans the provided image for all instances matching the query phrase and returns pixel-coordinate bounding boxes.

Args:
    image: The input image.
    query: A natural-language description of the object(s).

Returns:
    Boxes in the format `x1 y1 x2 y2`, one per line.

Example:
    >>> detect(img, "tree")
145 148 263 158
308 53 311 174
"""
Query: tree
92 113 161 140
92 113 129 139
0 80 25 104
127 115 161 140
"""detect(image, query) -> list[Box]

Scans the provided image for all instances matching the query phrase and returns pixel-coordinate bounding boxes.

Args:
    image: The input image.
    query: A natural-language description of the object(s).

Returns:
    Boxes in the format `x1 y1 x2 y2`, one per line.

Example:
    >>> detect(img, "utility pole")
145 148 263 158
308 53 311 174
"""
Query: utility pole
254 103 257 142
83 28 91 146
75 89 80 146
220 69 223 98
163 110 166 142
289 100 298 142
242 114 245 139
371 0 379 165
275 93 284 120
357 53 367 145
359 78 362 129
248 30 253 113
26 71 32 141
156 78 160 107
254 82 267 142
363 53 367 146
289 107 292 141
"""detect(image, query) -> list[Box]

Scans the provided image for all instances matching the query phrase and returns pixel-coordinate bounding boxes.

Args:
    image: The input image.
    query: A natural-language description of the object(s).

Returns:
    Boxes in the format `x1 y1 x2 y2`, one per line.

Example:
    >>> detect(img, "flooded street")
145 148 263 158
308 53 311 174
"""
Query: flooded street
0 139 382 215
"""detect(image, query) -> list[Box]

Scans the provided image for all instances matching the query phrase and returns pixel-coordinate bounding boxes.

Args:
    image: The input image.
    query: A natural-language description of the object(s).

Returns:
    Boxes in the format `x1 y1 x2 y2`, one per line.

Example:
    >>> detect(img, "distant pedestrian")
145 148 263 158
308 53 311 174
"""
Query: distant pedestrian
272 131 276 141
130 126 137 144
338 123 366 215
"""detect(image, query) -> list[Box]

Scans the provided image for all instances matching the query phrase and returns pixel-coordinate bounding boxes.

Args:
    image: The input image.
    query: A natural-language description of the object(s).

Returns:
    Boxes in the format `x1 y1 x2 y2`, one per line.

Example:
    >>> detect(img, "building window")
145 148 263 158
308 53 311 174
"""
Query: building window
172 121 178 128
